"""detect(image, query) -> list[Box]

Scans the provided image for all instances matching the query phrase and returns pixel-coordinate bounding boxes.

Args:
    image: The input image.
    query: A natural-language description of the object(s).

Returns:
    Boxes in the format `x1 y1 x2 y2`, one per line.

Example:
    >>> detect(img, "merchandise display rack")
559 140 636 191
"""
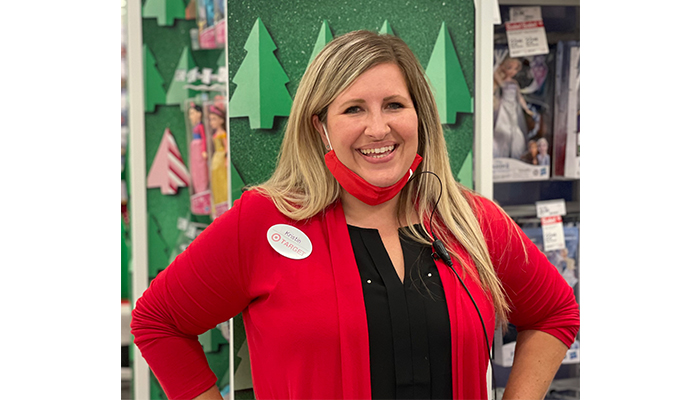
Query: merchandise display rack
488 1 580 399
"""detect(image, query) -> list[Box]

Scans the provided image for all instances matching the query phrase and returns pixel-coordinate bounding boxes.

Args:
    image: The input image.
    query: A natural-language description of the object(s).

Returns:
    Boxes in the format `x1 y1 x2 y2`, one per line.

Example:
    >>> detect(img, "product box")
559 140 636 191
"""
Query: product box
552 41 580 178
196 0 225 49
493 46 555 182
184 98 213 216
521 225 579 289
202 95 229 219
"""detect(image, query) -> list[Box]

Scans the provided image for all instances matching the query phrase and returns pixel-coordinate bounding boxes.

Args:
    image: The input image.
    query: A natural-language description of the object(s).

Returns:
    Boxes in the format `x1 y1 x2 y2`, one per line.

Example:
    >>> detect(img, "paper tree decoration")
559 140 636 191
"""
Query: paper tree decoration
142 0 186 26
231 163 245 202
308 20 333 68
379 20 395 35
185 0 197 20
425 22 473 124
166 46 199 110
143 44 166 113
229 18 292 130
147 128 190 194
457 150 473 189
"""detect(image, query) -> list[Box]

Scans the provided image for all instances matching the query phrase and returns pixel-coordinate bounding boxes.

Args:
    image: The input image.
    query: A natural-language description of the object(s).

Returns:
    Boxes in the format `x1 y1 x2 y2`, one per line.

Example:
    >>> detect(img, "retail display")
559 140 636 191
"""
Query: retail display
185 101 212 215
553 40 580 178
492 4 580 397
492 46 555 182
196 0 225 49
204 98 229 218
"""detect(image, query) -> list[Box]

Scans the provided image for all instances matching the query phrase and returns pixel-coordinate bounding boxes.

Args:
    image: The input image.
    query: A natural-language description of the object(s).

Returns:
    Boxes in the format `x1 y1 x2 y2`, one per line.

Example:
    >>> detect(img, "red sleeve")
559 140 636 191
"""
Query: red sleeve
131 194 254 399
471 195 580 347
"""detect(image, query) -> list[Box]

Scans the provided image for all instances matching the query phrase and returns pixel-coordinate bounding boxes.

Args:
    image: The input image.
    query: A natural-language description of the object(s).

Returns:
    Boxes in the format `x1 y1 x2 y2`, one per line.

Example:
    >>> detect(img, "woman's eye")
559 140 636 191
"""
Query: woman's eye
343 106 362 114
387 102 404 110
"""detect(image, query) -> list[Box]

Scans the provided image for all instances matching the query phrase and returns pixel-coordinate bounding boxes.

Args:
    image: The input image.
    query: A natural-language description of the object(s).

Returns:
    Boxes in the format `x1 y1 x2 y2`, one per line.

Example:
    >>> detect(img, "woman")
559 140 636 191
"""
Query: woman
132 30 579 400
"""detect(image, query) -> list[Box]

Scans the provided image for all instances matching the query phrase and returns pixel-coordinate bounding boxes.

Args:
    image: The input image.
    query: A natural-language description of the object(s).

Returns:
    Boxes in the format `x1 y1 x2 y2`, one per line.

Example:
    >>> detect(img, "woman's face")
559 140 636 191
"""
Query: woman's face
314 63 419 188
538 140 548 155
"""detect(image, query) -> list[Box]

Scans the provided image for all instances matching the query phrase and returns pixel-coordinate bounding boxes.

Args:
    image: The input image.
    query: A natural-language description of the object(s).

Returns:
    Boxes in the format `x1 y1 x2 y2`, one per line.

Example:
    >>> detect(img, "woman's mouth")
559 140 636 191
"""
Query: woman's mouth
358 144 397 159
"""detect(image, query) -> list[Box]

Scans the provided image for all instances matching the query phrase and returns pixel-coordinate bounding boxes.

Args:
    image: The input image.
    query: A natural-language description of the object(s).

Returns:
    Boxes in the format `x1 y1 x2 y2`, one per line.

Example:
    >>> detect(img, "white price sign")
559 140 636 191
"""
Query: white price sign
541 215 565 252
536 199 567 218
506 6 549 57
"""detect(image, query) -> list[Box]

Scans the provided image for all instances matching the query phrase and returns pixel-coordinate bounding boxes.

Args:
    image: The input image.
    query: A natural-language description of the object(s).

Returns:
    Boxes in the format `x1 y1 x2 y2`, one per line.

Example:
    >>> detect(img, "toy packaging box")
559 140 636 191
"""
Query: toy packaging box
184 98 213 216
492 46 556 182
196 0 225 49
552 40 580 178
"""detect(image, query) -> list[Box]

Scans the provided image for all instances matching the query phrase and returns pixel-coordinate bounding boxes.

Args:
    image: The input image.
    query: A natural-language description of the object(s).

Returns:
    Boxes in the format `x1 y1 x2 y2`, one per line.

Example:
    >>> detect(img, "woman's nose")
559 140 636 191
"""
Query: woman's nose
364 112 390 139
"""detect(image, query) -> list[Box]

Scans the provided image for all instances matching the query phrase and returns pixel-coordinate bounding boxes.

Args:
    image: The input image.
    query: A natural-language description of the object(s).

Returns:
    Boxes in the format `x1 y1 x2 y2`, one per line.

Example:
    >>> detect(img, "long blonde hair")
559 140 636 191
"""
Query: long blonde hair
254 30 511 324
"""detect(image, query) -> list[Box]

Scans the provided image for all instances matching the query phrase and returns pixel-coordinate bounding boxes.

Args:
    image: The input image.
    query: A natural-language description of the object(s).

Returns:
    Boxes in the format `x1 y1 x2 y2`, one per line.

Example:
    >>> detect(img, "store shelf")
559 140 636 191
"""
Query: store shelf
502 200 579 219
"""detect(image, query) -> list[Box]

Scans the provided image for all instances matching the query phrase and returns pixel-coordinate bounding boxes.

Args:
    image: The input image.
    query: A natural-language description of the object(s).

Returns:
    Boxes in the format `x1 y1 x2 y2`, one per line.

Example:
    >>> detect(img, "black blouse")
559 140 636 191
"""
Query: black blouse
348 225 453 400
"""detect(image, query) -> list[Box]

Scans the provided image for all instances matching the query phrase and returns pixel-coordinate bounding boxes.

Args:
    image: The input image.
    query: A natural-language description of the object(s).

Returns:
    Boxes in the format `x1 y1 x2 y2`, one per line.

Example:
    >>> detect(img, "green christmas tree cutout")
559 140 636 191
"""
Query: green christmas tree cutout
142 0 186 26
229 18 292 130
425 22 473 124
166 46 199 110
143 44 166 113
457 150 473 189
379 20 395 35
307 20 333 68
230 163 245 202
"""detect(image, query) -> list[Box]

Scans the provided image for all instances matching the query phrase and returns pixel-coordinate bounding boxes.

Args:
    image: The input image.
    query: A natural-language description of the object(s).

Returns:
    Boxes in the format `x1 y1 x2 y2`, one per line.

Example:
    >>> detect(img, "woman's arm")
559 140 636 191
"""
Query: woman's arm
501 330 568 400
193 385 224 400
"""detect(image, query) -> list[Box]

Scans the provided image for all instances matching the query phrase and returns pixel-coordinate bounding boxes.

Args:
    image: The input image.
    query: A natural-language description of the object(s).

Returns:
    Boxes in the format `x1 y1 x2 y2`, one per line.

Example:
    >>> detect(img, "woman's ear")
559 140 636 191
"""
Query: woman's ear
312 115 330 150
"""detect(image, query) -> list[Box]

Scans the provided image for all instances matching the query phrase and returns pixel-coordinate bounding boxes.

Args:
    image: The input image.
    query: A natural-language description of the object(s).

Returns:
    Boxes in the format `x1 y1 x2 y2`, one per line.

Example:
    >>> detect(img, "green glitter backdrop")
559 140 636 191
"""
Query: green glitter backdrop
227 0 476 186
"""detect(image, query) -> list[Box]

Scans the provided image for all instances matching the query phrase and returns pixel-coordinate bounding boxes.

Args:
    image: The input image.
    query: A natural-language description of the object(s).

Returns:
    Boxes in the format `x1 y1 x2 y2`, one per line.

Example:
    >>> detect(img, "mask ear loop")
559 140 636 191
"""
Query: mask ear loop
322 124 333 151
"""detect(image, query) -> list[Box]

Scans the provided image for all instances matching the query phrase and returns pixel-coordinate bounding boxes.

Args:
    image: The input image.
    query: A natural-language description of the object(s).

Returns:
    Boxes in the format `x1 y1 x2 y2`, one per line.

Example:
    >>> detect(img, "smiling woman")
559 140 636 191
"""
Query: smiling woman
312 63 419 189
132 30 579 400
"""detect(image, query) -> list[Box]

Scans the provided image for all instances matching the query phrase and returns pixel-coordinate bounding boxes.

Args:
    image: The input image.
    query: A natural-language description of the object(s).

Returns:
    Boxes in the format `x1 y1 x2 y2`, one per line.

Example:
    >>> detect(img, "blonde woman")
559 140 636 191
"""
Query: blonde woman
132 30 579 400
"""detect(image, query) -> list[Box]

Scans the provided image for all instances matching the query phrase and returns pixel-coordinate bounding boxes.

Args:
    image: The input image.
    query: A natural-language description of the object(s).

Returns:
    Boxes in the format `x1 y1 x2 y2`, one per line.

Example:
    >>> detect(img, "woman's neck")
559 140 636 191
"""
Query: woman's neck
341 191 412 230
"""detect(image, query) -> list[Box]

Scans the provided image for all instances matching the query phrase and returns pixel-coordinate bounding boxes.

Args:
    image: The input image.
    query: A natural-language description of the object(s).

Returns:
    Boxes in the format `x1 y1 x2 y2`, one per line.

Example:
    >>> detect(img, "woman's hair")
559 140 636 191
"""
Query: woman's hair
254 30 512 324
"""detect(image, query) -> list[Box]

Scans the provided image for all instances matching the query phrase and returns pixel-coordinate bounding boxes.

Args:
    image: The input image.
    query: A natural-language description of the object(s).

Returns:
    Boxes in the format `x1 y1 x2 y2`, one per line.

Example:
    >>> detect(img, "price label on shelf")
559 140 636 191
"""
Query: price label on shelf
505 6 549 57
536 199 567 219
541 215 566 252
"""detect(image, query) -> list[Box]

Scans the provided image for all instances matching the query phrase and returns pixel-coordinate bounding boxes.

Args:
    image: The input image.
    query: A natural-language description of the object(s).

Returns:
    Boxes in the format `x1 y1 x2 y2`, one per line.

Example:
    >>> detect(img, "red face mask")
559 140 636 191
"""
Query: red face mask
321 122 423 207
324 150 422 206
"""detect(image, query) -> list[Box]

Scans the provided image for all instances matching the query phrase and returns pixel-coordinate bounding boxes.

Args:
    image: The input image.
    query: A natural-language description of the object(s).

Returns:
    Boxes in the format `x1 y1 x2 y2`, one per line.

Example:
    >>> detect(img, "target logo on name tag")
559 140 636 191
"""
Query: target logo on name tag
266 224 313 260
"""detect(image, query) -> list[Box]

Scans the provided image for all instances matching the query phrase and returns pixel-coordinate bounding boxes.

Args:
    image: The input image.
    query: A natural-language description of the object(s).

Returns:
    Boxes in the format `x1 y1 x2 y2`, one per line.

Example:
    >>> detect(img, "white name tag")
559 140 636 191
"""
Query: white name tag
267 224 313 260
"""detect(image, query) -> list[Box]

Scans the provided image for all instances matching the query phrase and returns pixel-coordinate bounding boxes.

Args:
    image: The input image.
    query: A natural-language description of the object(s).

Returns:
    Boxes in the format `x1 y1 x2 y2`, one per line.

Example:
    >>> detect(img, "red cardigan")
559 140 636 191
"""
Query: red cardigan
131 190 579 399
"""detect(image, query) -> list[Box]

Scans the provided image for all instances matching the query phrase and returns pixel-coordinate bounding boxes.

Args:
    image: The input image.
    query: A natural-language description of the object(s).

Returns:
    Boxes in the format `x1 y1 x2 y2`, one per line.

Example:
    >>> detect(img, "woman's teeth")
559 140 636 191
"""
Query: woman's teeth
359 145 396 158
